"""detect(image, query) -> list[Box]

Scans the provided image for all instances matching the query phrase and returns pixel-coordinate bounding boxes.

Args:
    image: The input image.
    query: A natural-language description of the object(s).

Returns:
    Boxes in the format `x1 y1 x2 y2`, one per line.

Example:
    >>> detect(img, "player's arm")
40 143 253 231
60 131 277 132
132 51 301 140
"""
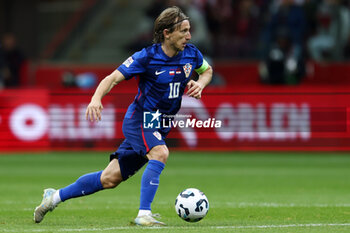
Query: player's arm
187 60 213 99
85 69 125 122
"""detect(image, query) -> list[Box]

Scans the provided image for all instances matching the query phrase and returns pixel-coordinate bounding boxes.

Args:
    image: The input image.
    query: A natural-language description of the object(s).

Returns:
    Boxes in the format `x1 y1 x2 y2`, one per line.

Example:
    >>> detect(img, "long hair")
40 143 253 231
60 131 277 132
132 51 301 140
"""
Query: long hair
153 6 189 44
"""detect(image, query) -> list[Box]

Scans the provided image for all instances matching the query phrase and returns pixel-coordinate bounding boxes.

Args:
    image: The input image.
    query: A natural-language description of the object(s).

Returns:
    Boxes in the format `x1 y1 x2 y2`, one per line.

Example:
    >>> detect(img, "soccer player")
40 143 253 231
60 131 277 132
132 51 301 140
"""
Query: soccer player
34 6 212 226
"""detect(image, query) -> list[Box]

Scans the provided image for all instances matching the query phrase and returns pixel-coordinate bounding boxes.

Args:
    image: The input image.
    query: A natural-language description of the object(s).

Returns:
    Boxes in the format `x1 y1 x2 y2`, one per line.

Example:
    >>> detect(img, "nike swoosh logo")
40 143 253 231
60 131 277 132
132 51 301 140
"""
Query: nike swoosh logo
150 181 159 186
155 70 166 75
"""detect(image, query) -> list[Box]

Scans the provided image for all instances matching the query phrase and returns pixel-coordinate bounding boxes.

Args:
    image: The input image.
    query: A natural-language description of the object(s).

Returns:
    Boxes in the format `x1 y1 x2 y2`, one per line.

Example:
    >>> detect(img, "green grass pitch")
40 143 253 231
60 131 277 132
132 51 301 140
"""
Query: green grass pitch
0 151 350 233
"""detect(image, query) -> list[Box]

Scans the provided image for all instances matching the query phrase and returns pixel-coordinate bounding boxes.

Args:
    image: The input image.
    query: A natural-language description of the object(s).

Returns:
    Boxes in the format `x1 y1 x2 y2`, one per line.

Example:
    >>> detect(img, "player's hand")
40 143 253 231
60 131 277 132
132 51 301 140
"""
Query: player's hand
85 99 104 122
186 80 204 99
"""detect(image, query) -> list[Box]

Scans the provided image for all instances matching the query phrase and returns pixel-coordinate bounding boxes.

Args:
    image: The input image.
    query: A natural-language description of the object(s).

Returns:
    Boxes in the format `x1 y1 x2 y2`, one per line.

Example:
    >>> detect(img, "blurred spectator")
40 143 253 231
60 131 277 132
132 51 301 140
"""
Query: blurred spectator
204 0 234 57
61 71 97 89
259 32 306 84
308 0 350 61
303 0 320 39
2 33 24 87
259 0 307 84
261 0 307 60
230 0 261 58
62 71 77 88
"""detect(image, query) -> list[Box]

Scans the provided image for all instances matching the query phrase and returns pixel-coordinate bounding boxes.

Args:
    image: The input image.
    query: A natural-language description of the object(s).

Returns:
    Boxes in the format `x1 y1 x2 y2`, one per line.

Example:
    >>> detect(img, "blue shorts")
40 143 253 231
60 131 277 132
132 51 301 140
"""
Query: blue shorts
110 118 169 180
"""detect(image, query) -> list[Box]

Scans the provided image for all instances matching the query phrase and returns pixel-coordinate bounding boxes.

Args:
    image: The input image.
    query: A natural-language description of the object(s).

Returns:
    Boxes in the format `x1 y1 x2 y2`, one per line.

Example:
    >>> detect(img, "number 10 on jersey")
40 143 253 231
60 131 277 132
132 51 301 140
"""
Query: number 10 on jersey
169 82 180 99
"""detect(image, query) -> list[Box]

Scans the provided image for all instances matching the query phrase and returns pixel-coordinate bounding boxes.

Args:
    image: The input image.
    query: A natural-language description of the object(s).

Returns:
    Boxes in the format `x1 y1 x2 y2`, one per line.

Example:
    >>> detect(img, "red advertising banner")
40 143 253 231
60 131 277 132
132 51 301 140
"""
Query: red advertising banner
47 89 134 150
0 89 49 151
175 86 350 151
1 86 350 151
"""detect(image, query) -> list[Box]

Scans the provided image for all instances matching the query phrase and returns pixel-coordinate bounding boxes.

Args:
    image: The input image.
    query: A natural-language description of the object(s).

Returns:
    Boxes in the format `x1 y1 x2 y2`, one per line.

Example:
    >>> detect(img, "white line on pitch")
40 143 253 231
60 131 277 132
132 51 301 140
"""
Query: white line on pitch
1 223 350 232
223 202 350 208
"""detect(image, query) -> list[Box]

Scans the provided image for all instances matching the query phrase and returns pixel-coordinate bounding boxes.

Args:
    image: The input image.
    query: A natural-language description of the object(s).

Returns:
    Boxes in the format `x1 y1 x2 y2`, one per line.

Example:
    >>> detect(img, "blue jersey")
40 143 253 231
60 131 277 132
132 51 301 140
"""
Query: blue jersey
111 44 209 172
117 43 207 123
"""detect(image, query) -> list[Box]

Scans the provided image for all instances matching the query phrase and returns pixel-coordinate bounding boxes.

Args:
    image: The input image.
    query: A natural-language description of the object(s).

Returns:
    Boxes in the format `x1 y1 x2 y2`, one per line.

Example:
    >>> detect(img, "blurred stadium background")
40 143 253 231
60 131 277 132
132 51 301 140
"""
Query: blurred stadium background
1 1 350 232
1 0 350 151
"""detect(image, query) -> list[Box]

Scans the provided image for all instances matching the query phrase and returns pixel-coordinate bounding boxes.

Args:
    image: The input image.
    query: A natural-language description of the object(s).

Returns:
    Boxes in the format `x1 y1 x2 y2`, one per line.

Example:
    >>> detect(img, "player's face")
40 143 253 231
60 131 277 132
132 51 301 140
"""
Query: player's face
169 20 191 52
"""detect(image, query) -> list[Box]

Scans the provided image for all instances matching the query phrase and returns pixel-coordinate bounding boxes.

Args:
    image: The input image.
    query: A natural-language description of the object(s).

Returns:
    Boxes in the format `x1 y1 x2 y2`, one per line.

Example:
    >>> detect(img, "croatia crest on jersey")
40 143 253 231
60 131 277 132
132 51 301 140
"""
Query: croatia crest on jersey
183 63 192 78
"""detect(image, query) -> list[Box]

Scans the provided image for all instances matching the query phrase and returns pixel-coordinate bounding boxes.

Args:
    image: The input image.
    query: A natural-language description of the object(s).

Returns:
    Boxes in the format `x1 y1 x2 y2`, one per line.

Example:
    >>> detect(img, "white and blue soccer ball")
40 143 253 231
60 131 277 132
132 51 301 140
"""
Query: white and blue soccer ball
175 188 209 222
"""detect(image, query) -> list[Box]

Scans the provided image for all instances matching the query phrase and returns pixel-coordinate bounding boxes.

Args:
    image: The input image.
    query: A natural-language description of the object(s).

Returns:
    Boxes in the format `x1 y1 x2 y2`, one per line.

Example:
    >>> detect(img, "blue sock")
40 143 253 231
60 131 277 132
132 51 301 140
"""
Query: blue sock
139 160 165 210
59 171 104 202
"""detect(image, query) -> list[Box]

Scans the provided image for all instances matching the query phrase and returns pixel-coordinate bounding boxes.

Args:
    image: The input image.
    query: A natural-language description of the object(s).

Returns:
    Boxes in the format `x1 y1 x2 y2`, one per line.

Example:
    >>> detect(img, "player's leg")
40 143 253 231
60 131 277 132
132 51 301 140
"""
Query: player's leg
121 118 168 226
100 159 123 188
135 145 168 226
139 145 168 213
59 158 123 199
34 159 123 223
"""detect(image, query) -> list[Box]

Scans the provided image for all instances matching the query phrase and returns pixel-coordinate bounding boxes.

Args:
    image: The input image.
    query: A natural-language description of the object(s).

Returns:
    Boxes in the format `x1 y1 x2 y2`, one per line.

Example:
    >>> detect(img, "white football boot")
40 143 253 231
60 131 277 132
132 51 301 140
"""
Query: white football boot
34 188 57 223
134 214 166 226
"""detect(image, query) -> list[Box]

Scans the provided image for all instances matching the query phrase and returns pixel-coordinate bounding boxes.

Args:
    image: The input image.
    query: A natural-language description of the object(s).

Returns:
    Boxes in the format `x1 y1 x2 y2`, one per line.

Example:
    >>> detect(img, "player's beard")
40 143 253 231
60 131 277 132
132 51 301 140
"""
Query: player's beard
174 41 187 53
167 37 188 56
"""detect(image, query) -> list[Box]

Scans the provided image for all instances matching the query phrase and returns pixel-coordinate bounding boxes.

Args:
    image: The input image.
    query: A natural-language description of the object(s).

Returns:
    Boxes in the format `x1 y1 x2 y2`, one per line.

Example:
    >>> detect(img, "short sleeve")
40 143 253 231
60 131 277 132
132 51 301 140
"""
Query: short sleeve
194 49 209 75
117 48 148 80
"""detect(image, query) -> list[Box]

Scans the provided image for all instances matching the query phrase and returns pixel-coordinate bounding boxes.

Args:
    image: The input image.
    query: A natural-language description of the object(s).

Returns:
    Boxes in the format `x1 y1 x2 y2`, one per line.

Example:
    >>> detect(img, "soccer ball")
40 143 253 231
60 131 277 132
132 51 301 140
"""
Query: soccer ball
175 188 209 222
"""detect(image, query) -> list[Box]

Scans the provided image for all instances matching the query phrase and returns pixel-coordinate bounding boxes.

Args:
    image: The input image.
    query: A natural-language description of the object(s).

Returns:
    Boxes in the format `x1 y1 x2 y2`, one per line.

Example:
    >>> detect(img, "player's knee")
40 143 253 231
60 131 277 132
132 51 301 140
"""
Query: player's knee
100 169 122 189
147 145 169 163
